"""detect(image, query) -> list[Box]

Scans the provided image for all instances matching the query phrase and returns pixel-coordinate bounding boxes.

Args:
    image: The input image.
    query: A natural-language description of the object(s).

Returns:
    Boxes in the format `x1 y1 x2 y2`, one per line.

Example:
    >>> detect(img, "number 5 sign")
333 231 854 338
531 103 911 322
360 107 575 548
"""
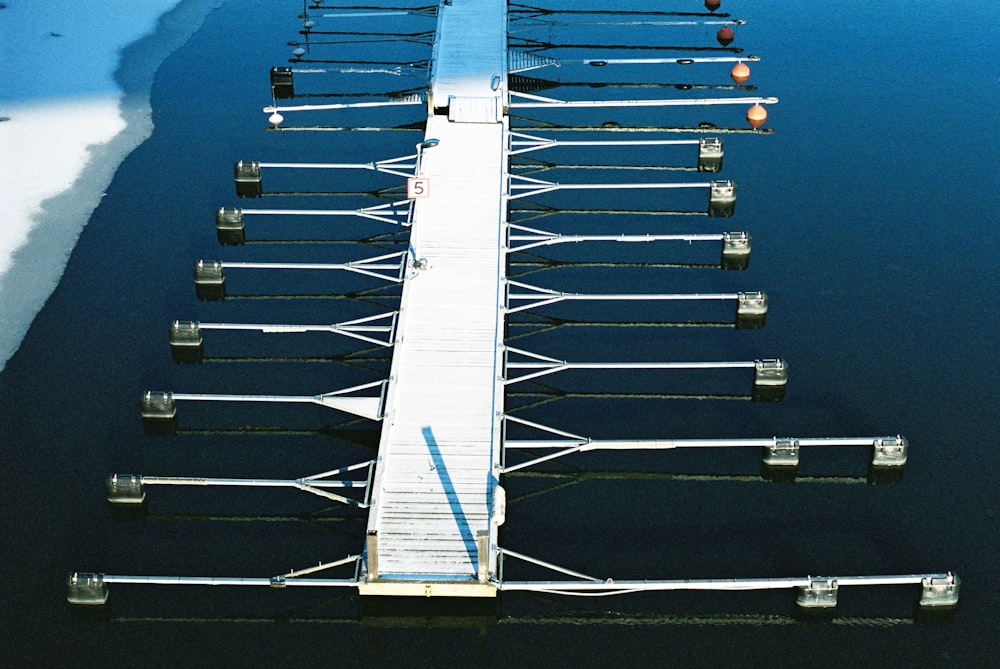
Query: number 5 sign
407 177 430 199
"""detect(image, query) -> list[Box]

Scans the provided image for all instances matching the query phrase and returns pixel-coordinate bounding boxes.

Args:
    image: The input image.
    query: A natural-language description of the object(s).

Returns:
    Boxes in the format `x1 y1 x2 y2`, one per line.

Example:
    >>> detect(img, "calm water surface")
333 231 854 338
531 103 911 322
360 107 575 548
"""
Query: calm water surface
1 0 997 666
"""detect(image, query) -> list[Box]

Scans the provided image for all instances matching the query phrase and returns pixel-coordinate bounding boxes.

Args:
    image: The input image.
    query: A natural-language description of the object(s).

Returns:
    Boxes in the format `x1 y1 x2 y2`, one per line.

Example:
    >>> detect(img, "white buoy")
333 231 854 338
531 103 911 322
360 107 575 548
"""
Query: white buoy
269 111 284 126
303 19 315 29
292 47 306 58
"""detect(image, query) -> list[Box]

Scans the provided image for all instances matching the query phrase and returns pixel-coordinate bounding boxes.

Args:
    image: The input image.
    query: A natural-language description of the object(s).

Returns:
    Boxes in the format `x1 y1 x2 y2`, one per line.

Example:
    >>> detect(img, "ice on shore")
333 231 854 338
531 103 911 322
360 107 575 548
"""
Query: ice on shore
0 0 219 372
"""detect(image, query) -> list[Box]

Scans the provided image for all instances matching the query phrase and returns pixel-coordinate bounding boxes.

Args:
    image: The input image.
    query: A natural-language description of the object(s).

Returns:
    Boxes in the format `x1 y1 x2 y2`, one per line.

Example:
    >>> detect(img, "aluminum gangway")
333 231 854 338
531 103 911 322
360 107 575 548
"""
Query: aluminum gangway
68 0 958 616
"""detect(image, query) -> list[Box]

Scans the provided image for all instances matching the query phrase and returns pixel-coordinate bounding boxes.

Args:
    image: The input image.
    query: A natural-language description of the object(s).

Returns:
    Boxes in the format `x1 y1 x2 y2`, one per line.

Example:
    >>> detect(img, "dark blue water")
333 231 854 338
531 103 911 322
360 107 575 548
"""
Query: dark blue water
1 0 997 665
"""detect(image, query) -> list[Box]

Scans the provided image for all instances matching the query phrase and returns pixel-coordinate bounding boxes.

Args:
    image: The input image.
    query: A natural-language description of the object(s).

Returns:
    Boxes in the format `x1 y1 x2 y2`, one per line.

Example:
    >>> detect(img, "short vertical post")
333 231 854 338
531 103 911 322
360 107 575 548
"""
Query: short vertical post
366 530 379 581
477 531 490 583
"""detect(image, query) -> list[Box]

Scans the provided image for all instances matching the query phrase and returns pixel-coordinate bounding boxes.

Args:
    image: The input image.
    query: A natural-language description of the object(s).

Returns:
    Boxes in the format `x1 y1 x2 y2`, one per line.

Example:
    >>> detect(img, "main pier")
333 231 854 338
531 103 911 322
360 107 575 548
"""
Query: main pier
362 0 508 596
69 0 958 617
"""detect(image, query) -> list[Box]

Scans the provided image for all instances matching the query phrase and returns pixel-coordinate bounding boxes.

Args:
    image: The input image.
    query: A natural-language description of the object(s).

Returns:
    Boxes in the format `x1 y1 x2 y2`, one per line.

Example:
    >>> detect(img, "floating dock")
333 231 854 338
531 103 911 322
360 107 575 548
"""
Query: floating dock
70 0 958 616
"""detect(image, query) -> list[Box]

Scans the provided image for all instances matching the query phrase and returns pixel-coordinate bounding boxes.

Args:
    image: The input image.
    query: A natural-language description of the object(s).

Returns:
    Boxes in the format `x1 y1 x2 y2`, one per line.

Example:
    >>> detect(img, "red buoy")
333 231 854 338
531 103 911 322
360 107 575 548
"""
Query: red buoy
717 26 735 47
747 103 767 129
705 0 721 11
731 61 750 84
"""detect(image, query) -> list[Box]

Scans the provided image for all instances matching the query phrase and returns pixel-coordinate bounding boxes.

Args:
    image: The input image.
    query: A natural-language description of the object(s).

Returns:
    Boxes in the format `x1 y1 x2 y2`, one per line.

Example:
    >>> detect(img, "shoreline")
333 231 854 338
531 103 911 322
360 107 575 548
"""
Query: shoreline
0 0 223 371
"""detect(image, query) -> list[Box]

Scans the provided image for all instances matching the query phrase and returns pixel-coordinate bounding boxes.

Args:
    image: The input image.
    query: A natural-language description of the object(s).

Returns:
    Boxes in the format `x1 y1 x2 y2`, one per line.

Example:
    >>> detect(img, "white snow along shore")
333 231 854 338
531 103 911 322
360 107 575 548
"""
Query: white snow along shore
0 0 222 372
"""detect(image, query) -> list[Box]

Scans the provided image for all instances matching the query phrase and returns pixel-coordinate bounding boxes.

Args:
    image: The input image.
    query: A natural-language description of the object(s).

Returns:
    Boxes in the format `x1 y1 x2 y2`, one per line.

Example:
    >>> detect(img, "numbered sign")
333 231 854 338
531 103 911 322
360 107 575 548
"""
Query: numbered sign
407 177 430 199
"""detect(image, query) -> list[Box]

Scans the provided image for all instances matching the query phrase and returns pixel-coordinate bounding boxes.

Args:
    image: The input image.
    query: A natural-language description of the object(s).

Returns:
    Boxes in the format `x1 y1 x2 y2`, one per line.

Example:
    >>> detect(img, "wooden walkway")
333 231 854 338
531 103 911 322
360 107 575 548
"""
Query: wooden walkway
360 0 509 597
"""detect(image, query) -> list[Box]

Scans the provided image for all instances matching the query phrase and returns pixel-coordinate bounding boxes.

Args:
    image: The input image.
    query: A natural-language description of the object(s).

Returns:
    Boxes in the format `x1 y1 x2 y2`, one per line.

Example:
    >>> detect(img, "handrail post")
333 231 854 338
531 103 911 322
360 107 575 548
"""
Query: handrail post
477 531 490 583
366 530 379 581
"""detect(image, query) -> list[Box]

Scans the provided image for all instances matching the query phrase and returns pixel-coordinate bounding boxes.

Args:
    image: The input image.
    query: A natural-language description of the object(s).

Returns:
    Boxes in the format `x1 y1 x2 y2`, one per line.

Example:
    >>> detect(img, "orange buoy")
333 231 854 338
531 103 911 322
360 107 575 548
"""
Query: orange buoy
731 61 750 84
717 26 735 47
705 0 721 11
747 103 767 129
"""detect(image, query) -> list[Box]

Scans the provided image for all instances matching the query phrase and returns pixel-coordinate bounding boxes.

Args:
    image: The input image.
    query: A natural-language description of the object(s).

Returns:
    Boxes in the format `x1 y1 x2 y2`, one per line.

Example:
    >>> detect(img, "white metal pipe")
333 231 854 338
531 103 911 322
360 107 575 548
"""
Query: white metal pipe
507 361 756 370
574 56 760 65
256 156 417 179
508 92 778 109
302 460 376 481
238 207 409 217
257 162 384 169
263 97 423 113
239 209 384 215
508 223 721 238
504 414 587 441
506 291 740 314
164 380 385 421
293 482 365 506
212 252 407 283
236 202 412 225
508 134 700 156
170 393 336 404
507 180 714 201
500 548 602 583
578 20 737 26
504 360 756 385
507 238 720 251
510 293 739 301
500 436 900 472
511 139 700 147
322 11 414 18
518 20 742 28
510 181 713 190
139 476 361 489
194 313 396 347
508 280 735 298
100 575 360 587
191 321 394 348
218 261 403 270
283 555 362 579
502 446 584 473
198 323 391 333
93 571 949 590
498 574 951 593
504 437 902 450
201 314 392 331
169 382 383 405
507 232 722 252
